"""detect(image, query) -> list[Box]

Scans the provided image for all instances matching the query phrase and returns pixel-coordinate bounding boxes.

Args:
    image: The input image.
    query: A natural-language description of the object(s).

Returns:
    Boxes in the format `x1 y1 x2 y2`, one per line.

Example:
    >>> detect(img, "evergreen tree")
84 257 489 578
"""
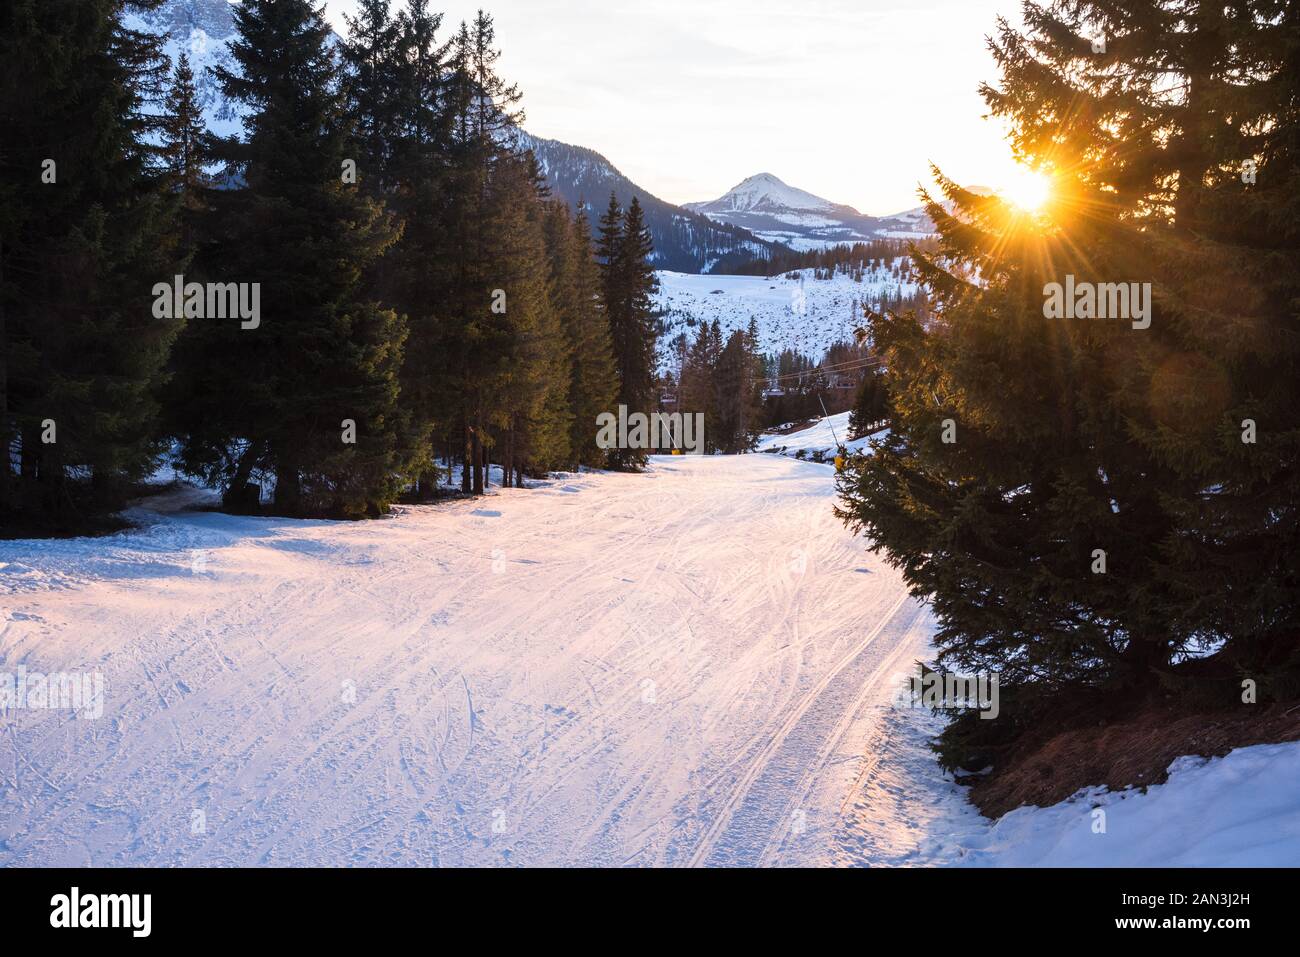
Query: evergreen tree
340 0 403 194
602 195 659 468
160 51 209 253
596 192 623 273
837 0 1300 767
173 0 405 517
438 11 526 494
545 202 616 470
486 154 569 485
0 0 180 530
385 0 454 494
848 370 888 439
680 319 719 451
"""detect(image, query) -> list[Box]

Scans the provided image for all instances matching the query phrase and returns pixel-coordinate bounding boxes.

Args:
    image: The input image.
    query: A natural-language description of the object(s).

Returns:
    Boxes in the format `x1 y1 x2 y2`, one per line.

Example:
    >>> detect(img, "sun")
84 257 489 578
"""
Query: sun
999 166 1053 214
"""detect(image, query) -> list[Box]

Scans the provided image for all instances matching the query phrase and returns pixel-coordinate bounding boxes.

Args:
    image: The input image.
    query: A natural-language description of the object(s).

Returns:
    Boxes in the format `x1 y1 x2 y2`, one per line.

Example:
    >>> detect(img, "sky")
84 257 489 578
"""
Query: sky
323 0 1027 215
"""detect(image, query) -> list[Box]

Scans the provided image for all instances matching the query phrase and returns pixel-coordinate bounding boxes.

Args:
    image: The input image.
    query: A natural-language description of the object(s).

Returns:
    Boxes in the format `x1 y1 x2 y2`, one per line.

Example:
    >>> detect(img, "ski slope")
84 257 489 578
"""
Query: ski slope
0 454 968 867
756 411 889 462
654 266 919 372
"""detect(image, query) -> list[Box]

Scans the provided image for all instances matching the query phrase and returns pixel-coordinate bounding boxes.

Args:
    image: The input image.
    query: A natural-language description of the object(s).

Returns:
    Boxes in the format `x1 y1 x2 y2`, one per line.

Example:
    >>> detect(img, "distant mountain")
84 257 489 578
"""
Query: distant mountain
685 173 994 247
873 185 997 237
685 173 889 251
139 1 781 274
132 0 246 139
517 134 782 273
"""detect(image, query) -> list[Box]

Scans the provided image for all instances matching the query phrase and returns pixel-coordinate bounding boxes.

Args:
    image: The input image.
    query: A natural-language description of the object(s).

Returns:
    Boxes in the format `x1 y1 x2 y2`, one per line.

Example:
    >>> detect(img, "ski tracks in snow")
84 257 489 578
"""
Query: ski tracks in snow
0 454 969 866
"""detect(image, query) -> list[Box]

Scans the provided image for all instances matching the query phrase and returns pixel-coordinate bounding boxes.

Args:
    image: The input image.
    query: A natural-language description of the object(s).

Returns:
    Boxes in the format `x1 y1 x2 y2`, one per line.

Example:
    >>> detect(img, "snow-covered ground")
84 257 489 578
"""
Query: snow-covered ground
655 266 918 371
2 453 1295 867
0 454 967 866
942 742 1300 867
756 411 886 462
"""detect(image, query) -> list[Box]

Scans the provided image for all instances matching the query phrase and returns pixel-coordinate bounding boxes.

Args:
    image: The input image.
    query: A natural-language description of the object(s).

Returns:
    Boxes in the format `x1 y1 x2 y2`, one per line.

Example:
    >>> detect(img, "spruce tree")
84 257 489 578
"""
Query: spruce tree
603 196 659 468
484 154 569 484
386 0 454 494
836 0 1300 765
160 51 209 253
174 0 405 517
848 370 888 439
560 207 619 468
1 0 180 530
340 0 403 194
438 11 525 494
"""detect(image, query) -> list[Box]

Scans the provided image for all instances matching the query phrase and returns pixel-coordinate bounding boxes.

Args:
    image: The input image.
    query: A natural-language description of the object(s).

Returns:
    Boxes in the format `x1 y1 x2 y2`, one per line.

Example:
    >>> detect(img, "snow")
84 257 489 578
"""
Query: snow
692 173 836 214
128 1 248 142
2 453 1296 867
938 742 1300 867
655 265 918 371
684 173 884 248
0 454 964 866
757 412 887 461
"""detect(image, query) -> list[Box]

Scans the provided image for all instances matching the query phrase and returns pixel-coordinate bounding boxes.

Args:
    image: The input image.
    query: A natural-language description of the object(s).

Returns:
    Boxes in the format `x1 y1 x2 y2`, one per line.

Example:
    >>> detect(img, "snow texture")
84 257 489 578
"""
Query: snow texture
0 455 960 866
655 266 918 371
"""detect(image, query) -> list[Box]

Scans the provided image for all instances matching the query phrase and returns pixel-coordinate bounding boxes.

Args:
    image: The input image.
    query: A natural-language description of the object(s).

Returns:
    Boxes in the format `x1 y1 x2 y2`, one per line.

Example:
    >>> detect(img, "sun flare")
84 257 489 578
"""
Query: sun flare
999 166 1053 214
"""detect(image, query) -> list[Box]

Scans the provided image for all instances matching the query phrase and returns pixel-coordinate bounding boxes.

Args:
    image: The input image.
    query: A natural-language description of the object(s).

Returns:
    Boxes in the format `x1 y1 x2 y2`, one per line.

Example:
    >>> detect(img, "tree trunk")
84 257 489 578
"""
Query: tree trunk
461 421 471 493
470 426 483 495
1121 635 1169 690
503 426 513 489
274 448 302 515
224 440 262 510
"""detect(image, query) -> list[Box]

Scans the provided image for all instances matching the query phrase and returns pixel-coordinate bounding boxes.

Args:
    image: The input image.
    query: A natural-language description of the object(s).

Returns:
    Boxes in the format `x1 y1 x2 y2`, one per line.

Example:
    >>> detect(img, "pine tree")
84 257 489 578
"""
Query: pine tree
173 0 405 517
597 192 623 274
543 201 615 470
160 51 208 253
603 196 659 468
438 11 526 494
565 207 619 467
1 0 180 530
848 370 888 439
340 0 403 194
836 0 1300 766
680 319 718 451
485 154 569 485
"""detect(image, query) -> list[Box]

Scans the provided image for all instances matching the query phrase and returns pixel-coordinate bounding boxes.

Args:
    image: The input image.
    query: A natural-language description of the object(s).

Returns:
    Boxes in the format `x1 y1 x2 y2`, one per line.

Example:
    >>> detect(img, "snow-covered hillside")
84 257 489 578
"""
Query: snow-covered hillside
130 0 246 139
655 264 919 369
942 741 1300 867
757 412 887 461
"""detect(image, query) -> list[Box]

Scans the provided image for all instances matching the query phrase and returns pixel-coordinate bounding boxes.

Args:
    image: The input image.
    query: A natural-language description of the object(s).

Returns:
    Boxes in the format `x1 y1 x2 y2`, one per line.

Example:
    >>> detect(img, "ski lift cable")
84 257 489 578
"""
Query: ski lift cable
816 391 843 450
765 357 882 383
764 354 885 384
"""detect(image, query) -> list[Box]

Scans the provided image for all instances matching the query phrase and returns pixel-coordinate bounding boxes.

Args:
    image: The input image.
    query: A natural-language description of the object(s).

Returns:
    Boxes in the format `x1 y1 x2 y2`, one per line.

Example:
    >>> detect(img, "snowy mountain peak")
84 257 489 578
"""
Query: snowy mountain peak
697 173 838 215
685 174 885 251
140 0 236 42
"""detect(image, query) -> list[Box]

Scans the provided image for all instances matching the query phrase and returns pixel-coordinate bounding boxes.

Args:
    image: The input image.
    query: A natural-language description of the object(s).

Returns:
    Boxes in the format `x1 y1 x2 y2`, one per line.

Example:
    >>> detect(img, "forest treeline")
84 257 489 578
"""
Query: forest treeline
0 0 660 530
721 237 937 278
